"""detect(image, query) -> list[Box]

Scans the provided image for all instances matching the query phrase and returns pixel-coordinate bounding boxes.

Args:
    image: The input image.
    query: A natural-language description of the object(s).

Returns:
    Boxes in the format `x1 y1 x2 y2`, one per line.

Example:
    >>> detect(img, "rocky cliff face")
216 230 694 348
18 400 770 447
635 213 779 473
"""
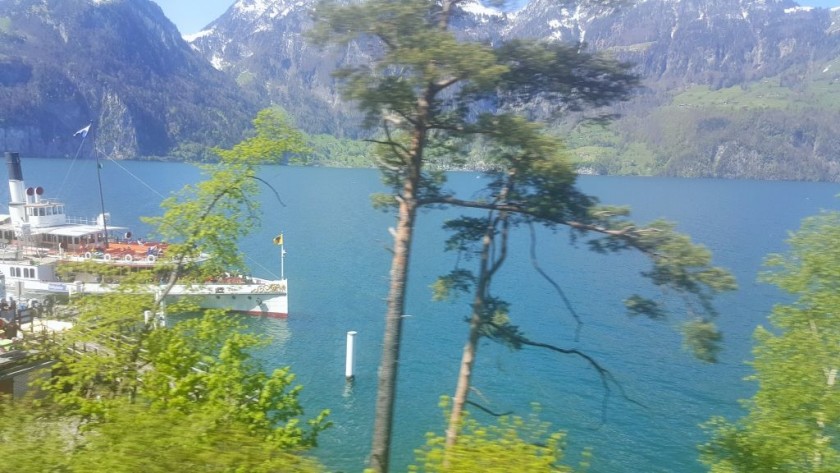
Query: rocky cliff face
0 0 257 158
189 0 839 129
188 0 517 137
187 0 366 136
513 0 836 89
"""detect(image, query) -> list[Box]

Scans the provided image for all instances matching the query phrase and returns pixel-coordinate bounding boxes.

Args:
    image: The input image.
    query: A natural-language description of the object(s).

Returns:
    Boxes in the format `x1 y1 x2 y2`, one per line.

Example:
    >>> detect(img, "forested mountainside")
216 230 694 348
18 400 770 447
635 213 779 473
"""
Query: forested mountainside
1 0 838 180
0 0 256 159
192 0 840 181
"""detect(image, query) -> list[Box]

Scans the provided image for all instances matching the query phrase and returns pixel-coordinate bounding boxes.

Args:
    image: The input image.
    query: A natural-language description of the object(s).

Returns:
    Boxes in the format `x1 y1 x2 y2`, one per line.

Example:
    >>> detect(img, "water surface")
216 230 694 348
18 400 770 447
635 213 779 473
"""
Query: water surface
21 158 840 472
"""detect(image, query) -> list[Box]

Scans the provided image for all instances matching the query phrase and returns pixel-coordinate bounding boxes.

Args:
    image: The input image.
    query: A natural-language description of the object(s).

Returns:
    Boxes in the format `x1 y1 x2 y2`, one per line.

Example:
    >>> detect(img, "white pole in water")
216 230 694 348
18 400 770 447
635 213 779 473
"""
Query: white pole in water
345 331 357 382
274 234 285 280
281 245 286 280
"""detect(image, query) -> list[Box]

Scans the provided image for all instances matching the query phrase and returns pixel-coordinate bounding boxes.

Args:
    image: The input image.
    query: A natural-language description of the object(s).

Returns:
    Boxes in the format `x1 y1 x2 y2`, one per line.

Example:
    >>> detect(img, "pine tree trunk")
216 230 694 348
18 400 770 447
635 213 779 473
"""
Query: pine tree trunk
444 221 498 456
369 131 424 472
369 199 416 472
444 308 482 450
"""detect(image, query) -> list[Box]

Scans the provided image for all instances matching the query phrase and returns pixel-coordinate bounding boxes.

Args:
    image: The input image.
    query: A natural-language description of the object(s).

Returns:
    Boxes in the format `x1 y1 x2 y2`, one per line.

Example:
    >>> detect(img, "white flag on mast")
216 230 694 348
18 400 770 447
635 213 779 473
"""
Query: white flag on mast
74 124 91 137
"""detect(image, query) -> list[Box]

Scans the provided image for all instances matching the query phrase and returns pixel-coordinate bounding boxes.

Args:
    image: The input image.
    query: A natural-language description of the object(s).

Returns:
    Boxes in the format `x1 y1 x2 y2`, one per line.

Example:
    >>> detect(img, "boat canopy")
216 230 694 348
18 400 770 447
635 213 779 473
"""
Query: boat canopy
33 224 128 238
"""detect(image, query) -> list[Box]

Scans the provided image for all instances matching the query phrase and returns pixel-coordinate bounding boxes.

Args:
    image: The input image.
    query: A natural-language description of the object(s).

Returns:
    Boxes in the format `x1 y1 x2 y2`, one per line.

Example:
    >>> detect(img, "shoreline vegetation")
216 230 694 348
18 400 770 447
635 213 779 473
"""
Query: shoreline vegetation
37 114 840 182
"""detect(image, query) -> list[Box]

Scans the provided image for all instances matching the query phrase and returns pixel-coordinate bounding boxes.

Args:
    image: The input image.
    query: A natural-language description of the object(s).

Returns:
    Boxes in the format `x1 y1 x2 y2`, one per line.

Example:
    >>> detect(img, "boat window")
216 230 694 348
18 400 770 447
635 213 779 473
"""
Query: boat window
24 268 34 278
38 208 45 216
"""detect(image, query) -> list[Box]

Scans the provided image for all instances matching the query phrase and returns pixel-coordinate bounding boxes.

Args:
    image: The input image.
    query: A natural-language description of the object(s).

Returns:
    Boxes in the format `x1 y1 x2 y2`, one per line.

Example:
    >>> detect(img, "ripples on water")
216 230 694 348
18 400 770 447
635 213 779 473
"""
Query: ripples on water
23 159 840 472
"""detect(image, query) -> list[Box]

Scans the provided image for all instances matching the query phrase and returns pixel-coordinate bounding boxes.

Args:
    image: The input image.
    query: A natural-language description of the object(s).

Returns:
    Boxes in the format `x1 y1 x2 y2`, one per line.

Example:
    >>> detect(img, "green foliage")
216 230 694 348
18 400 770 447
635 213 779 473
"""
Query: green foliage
305 133 376 167
701 210 840 471
167 141 217 162
410 399 588 473
144 107 306 278
24 307 328 471
680 318 724 364
0 396 324 473
71 403 323 473
6 107 327 471
553 64 840 181
431 269 475 302
313 0 654 469
144 313 331 449
672 83 794 110
587 217 736 361
213 107 309 164
40 304 329 443
437 202 736 361
494 40 638 113
0 398 73 472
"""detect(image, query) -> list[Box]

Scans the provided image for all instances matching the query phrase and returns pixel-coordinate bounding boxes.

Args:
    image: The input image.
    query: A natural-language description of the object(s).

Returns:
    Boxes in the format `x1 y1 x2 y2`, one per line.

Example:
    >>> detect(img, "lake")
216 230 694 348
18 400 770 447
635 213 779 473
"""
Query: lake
20 157 840 472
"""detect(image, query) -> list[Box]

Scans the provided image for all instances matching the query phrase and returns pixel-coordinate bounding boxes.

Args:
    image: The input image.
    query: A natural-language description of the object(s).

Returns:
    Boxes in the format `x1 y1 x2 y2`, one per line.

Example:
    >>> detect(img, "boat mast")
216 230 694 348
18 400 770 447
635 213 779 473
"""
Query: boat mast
73 123 108 250
94 151 109 248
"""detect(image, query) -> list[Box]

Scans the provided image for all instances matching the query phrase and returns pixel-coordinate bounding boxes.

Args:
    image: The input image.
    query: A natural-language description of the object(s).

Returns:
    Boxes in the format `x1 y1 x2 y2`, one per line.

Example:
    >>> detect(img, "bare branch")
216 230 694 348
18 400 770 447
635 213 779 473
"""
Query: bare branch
486 320 646 424
527 222 585 341
420 196 634 238
465 400 513 417
249 176 286 207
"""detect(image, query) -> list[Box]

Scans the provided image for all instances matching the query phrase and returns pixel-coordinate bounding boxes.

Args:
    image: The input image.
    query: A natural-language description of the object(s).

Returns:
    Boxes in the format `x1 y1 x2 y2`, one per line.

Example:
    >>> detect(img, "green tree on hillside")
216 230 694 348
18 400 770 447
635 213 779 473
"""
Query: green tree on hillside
702 210 840 472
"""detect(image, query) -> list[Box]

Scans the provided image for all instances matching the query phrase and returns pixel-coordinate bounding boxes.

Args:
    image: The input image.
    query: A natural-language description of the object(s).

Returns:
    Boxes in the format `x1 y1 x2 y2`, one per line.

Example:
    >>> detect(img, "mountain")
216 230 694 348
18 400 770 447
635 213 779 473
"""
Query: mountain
188 0 388 138
505 0 840 180
189 0 840 181
2 0 839 180
187 0 511 138
0 0 257 159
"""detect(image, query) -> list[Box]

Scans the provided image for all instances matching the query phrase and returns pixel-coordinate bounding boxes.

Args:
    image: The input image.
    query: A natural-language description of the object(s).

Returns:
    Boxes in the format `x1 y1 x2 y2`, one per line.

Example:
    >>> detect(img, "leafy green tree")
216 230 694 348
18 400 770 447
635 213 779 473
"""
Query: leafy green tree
29 306 327 470
36 308 328 466
48 107 308 413
702 210 840 472
69 402 323 473
0 398 72 472
313 1 732 470
411 398 589 473
12 107 327 470
0 394 324 473
146 106 307 286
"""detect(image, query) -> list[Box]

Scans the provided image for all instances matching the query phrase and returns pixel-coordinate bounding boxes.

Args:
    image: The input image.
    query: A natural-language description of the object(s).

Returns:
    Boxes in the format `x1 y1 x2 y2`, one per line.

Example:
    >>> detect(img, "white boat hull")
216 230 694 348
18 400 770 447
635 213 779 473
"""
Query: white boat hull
8 279 289 318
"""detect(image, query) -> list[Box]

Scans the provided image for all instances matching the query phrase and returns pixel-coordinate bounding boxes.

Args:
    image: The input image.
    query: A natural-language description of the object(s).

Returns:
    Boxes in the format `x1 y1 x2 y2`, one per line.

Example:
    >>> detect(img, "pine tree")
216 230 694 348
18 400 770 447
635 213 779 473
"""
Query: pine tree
313 2 733 470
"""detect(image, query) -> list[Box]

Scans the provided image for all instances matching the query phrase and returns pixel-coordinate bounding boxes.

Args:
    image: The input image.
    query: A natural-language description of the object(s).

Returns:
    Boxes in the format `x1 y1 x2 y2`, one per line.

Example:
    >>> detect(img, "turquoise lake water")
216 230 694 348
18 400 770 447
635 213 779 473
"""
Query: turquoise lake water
23 157 840 472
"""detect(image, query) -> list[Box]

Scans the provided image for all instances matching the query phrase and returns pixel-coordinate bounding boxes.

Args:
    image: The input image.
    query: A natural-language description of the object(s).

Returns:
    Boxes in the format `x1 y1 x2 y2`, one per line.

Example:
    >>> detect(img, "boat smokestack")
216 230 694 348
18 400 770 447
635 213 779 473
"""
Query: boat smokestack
5 152 26 225
6 152 22 182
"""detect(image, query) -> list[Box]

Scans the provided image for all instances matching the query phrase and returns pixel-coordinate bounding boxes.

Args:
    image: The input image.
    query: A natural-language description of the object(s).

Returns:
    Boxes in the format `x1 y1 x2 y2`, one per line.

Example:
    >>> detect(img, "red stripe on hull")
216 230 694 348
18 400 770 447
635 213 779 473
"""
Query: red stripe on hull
242 310 288 318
